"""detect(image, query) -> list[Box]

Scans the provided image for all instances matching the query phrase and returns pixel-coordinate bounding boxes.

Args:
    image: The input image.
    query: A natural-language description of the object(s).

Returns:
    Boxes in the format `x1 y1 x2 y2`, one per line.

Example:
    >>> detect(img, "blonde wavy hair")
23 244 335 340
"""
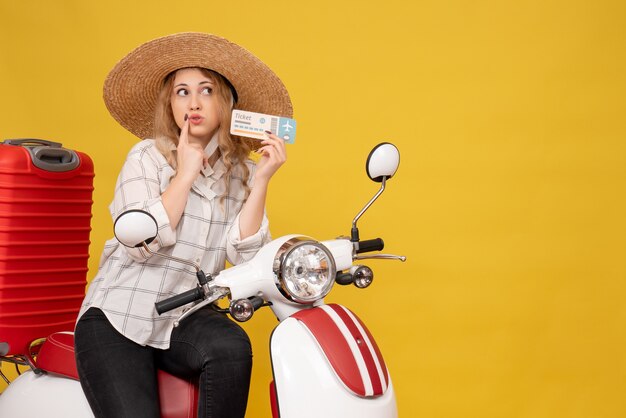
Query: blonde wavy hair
153 67 251 200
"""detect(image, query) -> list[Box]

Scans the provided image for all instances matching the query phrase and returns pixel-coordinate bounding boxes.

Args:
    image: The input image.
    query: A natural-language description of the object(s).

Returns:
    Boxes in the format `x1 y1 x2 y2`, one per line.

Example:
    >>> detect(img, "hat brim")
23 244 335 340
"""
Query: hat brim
103 32 293 140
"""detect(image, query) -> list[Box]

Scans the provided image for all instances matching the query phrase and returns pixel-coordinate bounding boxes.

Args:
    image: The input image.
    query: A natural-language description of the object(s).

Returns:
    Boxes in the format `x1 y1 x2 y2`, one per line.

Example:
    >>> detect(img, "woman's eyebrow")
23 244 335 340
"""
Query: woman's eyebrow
174 80 214 88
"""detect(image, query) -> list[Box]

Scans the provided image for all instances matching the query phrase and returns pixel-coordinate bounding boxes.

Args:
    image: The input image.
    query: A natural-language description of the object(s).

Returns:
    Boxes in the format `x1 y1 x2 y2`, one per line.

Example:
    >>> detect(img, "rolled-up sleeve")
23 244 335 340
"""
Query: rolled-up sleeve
226 211 271 265
110 143 177 262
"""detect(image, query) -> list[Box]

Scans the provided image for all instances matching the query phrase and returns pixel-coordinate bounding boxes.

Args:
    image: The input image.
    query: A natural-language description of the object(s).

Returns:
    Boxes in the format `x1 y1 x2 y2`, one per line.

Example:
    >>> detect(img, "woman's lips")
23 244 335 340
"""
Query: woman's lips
189 114 204 125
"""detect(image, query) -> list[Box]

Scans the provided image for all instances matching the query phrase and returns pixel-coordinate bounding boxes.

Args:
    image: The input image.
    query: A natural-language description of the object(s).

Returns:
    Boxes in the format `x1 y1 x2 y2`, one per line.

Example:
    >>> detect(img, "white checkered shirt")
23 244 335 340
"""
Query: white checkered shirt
78 139 270 349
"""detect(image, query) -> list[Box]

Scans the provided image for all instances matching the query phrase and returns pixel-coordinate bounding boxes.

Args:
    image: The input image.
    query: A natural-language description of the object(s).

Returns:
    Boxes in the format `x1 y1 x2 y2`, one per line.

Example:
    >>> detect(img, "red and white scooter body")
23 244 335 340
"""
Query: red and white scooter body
0 371 93 418
270 304 397 418
214 235 398 417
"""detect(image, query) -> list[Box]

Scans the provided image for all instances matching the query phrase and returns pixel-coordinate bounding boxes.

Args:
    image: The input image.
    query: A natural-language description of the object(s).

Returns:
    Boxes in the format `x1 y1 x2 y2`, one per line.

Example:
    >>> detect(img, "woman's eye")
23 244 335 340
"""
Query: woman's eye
176 89 188 97
201 87 213 95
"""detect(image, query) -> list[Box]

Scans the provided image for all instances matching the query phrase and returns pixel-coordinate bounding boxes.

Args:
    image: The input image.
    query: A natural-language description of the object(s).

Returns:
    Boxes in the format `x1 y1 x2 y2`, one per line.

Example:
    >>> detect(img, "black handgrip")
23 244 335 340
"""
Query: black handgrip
155 287 203 315
356 238 385 254
249 296 265 311
335 271 354 285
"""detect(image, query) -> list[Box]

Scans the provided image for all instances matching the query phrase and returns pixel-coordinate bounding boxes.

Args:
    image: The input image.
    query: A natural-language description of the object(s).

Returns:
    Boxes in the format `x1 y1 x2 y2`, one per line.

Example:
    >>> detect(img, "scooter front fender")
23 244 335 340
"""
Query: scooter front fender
270 304 397 418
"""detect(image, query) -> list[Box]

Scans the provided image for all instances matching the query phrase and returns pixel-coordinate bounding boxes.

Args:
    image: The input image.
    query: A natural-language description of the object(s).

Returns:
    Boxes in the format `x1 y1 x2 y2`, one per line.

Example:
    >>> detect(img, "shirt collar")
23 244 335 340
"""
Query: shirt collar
201 134 225 178
164 134 226 179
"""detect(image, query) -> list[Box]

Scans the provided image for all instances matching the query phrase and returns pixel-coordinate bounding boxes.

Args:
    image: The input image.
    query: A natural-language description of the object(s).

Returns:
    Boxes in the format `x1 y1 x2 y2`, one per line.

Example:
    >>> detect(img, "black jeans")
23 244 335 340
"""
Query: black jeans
74 307 252 418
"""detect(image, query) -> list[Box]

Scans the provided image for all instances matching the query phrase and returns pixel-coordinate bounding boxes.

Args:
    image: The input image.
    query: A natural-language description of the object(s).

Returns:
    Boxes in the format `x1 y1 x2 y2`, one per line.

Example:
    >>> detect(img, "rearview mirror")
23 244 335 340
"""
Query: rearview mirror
114 210 158 248
366 143 400 182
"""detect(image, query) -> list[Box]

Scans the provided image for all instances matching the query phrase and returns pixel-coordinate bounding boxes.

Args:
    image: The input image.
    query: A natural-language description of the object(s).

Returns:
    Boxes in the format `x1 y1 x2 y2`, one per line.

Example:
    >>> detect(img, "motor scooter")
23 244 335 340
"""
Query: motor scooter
0 142 405 418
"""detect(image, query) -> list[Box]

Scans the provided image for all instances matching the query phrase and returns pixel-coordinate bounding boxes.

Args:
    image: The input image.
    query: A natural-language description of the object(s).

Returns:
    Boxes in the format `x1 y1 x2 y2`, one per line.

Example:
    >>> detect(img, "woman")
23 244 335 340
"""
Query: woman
74 32 293 418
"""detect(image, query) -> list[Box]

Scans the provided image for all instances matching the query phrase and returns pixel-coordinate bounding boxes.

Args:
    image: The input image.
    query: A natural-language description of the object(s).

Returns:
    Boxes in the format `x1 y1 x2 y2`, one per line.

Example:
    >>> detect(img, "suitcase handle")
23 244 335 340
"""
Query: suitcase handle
2 138 63 148
2 138 80 172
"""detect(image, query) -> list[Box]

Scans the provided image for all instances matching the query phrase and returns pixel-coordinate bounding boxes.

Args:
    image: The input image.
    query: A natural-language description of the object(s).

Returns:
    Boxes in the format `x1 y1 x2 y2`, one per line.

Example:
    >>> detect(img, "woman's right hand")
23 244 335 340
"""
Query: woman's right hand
176 115 206 184
162 115 207 229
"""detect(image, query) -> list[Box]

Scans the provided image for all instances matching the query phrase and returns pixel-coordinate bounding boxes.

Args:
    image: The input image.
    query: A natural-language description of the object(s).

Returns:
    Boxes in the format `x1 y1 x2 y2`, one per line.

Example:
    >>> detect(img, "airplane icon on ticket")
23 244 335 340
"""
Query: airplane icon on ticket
282 121 293 132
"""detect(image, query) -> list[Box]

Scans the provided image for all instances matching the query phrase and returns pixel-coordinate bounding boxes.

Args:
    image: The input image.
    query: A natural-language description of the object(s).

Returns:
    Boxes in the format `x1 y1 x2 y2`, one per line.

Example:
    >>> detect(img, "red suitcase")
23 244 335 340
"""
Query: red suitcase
0 139 94 356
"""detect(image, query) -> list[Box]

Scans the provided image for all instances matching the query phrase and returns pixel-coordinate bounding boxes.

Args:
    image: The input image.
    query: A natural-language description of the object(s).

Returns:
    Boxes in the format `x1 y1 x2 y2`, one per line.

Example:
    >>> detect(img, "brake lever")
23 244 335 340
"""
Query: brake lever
353 253 406 262
173 287 230 327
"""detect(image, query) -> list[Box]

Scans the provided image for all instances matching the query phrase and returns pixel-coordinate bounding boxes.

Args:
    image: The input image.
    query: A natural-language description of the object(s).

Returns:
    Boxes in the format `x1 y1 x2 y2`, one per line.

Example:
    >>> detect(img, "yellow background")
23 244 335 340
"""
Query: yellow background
1 0 625 417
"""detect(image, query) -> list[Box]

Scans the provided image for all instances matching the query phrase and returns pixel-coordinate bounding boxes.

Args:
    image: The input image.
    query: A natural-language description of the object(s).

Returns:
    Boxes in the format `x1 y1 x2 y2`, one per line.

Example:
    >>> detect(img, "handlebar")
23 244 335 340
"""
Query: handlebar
356 238 384 254
335 271 354 285
155 287 204 315
248 296 265 311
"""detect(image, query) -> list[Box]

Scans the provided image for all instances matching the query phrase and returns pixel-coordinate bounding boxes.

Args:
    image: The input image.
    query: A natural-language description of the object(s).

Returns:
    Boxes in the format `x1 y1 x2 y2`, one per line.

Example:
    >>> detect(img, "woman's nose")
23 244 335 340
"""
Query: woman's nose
189 94 201 110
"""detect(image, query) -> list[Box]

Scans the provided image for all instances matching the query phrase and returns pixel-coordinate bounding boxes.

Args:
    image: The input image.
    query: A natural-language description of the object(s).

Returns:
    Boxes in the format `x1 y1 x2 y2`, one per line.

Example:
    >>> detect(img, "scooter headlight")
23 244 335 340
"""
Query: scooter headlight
274 238 336 304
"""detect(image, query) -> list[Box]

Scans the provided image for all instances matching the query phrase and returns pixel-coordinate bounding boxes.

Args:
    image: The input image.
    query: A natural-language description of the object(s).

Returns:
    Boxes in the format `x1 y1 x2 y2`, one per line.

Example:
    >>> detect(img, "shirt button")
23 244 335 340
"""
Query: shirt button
195 258 201 263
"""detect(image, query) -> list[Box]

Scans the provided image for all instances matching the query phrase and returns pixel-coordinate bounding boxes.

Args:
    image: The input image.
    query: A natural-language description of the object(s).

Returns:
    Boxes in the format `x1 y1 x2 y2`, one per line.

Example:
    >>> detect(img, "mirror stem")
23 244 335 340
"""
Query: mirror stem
351 176 387 242
141 242 201 272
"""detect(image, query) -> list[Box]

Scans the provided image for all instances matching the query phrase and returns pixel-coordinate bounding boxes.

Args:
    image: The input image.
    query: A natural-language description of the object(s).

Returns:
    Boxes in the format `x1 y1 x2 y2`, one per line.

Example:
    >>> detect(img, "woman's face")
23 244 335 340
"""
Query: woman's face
170 68 221 145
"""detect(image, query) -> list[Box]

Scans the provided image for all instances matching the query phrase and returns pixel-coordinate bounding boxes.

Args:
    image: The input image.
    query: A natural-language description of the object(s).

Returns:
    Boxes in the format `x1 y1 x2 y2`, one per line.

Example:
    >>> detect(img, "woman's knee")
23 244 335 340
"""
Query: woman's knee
205 323 252 365
167 311 252 370
227 327 252 360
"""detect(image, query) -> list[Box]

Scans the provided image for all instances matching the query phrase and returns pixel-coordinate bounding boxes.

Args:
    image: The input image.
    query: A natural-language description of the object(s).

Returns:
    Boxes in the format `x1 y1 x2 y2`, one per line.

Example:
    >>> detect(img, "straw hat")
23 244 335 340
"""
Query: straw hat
103 32 293 139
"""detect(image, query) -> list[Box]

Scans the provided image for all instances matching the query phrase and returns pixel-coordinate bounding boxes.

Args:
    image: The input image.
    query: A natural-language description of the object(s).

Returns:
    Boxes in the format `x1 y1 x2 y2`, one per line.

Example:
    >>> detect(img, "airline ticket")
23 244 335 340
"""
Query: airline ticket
230 110 296 144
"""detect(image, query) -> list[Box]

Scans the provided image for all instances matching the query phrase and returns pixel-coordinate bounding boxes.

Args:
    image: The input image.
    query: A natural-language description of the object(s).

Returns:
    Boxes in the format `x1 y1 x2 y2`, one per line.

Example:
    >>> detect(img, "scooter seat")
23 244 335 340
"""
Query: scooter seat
35 332 199 418
36 331 78 378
